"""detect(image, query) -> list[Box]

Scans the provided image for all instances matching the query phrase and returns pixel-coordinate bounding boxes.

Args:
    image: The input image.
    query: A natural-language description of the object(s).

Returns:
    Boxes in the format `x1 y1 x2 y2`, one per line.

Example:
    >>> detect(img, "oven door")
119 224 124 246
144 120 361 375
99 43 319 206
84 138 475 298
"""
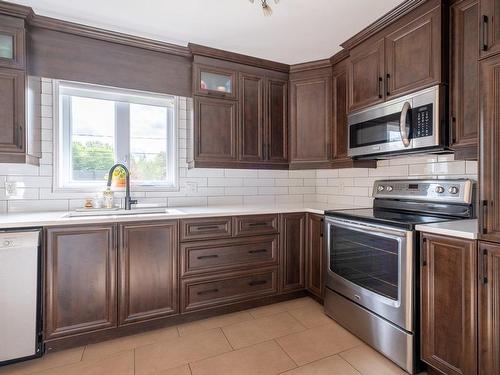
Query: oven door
325 217 414 331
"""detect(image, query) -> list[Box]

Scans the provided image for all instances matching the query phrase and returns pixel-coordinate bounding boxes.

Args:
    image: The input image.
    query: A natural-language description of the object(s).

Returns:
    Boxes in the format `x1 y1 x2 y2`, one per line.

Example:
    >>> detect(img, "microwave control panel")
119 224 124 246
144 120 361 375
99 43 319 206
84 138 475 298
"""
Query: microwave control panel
413 104 433 138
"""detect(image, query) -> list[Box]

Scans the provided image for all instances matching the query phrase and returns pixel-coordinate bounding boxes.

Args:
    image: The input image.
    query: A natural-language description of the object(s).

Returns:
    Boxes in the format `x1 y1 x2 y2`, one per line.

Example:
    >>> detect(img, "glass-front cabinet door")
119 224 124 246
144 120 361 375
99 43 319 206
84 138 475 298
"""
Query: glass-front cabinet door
0 15 25 69
195 64 237 99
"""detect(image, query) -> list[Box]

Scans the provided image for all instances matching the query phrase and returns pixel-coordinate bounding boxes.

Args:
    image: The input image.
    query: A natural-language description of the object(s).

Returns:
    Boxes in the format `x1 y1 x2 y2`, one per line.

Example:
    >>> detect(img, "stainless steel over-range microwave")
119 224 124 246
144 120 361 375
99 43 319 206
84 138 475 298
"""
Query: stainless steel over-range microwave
347 85 447 159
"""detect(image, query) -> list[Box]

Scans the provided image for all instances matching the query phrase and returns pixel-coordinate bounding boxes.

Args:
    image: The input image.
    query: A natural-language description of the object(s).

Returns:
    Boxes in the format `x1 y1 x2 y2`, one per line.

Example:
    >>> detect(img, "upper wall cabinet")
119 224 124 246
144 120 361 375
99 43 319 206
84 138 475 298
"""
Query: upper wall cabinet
192 53 289 169
450 0 479 160
346 0 443 113
0 14 25 70
479 0 500 58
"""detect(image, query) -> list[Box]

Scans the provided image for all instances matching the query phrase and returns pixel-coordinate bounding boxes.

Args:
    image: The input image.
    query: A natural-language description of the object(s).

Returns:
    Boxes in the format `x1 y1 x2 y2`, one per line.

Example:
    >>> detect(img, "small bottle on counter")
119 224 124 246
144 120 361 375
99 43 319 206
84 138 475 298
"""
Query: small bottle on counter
103 187 114 209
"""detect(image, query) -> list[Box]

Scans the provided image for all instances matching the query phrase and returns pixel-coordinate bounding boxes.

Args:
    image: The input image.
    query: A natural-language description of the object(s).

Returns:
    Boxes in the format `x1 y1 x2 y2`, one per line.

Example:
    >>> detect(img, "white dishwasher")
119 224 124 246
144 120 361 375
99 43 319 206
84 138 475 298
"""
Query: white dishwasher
0 230 42 366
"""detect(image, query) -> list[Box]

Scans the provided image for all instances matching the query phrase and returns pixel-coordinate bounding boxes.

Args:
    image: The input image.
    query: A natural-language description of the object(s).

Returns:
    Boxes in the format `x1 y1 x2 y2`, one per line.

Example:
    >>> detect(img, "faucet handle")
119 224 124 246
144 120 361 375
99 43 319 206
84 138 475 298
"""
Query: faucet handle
129 199 138 206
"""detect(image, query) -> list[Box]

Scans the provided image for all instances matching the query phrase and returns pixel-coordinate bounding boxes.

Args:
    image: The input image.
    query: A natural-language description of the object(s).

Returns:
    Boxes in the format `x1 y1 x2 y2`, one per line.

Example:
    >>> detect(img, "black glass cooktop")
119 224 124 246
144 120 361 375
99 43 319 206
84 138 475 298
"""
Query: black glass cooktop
325 208 457 230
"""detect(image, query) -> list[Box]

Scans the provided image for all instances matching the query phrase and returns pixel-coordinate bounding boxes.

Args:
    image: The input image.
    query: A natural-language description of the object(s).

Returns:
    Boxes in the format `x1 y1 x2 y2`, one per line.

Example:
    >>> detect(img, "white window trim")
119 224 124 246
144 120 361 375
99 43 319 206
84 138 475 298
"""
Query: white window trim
52 79 179 193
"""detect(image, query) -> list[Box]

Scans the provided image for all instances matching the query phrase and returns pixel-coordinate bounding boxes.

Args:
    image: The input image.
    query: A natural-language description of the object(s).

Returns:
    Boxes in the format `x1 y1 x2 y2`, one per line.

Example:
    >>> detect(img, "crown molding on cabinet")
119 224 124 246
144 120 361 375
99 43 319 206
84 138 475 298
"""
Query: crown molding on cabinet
289 59 332 74
0 1 33 20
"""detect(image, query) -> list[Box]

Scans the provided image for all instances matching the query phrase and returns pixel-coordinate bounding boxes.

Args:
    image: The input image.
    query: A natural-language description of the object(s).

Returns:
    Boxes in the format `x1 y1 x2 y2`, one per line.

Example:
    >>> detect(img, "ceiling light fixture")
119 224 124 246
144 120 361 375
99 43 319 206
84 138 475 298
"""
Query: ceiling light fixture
249 0 279 17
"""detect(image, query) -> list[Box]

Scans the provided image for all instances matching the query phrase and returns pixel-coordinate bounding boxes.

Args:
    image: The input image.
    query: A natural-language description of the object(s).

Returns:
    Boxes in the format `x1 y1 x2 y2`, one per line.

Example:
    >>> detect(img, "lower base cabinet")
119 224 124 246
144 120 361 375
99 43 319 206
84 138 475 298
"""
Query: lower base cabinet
478 242 500 375
118 221 178 325
280 213 307 292
44 225 117 341
306 214 324 299
420 233 477 375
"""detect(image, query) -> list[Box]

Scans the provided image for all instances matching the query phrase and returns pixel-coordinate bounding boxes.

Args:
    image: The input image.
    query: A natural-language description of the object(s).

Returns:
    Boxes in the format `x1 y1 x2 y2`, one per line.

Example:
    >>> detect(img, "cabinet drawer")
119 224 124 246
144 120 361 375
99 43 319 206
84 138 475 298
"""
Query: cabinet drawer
233 214 279 236
181 268 278 312
180 235 278 277
180 217 232 241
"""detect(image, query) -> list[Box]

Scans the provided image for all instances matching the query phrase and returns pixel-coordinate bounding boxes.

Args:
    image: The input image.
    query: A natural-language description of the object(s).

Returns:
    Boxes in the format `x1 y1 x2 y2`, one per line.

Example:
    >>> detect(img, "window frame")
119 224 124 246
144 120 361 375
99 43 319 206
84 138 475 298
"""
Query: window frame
53 80 179 193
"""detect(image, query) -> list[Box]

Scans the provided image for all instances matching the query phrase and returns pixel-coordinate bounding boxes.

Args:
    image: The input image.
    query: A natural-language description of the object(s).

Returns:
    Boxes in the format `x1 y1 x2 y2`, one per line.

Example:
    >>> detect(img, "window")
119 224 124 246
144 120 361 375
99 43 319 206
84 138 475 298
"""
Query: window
55 81 178 190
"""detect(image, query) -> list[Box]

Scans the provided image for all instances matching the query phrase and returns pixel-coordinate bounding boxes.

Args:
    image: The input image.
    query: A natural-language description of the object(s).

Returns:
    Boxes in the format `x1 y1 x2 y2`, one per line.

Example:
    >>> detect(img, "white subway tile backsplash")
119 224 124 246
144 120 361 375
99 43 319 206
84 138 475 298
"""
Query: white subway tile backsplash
208 178 243 187
208 196 243 206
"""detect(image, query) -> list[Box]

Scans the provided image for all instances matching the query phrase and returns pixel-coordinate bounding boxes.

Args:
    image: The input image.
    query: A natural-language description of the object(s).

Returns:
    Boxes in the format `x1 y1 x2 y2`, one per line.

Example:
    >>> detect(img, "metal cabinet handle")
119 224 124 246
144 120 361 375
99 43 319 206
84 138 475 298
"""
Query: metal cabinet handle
480 248 488 284
194 225 222 231
197 254 219 260
482 15 489 52
248 222 268 227
482 200 489 235
450 115 456 145
378 77 383 99
17 125 23 149
421 237 428 267
197 288 219 295
400 101 411 147
248 280 267 286
386 74 391 96
248 249 267 254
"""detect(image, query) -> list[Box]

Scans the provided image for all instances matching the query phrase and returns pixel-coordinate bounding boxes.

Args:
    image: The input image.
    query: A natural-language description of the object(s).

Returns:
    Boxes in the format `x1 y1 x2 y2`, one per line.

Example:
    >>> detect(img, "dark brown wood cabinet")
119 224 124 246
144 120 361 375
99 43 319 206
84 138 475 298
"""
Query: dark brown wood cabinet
266 78 288 163
479 0 500 58
480 53 500 242
450 0 479 160
118 221 178 325
478 242 500 375
289 65 332 168
306 214 324 299
0 68 25 154
44 225 117 341
348 39 385 112
194 96 238 164
0 14 25 70
280 212 306 292
420 233 477 375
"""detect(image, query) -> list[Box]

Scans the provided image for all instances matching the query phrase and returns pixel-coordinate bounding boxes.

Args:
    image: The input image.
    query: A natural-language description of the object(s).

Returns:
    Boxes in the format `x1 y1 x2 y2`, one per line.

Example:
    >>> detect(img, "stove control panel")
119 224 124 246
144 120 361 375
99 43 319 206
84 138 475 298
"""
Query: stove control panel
373 179 473 204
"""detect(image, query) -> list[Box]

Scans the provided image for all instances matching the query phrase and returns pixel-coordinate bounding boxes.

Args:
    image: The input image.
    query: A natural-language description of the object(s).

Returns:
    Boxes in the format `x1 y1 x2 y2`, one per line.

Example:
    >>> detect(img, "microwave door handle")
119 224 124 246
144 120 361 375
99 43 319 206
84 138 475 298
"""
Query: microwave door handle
400 101 411 147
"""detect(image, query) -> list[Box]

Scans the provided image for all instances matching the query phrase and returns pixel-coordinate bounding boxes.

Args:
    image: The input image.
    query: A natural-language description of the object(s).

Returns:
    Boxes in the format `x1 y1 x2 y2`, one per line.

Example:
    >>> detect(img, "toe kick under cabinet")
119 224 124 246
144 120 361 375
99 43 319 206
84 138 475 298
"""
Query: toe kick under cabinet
43 212 315 348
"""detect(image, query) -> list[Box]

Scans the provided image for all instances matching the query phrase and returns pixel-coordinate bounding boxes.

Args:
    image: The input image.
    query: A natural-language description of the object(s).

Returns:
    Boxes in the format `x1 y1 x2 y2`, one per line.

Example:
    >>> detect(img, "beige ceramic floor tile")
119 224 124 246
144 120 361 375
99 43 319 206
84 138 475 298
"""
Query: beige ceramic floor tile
276 322 362 366
0 347 84 375
177 311 254 336
156 364 192 375
280 355 361 375
248 298 319 319
339 344 409 375
287 303 333 329
83 326 179 362
34 351 134 375
134 328 232 375
222 311 306 349
190 340 296 375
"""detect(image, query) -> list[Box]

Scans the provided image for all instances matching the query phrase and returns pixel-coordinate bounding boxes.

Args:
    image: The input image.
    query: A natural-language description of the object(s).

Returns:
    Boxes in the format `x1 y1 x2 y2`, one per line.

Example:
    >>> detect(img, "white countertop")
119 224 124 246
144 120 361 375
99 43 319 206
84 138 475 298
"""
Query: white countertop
415 219 478 240
0 203 352 229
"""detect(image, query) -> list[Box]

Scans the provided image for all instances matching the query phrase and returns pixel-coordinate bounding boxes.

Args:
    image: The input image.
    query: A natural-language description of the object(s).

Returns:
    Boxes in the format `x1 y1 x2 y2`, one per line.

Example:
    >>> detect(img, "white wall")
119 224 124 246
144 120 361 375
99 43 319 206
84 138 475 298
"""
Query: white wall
0 78 478 213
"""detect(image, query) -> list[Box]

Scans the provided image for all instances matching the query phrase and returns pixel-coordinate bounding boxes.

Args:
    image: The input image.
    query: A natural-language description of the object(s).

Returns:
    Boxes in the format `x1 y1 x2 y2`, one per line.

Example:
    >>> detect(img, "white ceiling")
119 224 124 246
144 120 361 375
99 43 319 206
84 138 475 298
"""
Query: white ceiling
8 0 403 64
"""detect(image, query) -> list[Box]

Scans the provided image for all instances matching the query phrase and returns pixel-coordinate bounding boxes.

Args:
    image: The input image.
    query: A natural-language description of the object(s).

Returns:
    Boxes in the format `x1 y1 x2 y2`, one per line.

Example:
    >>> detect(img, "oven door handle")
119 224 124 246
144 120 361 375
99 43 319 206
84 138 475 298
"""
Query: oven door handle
400 101 411 148
325 217 410 238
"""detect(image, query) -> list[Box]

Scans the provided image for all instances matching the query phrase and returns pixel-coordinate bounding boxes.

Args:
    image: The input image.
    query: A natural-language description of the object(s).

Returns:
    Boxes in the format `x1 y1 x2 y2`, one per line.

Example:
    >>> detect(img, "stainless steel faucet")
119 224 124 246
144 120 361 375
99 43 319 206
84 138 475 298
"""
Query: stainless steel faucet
107 164 137 210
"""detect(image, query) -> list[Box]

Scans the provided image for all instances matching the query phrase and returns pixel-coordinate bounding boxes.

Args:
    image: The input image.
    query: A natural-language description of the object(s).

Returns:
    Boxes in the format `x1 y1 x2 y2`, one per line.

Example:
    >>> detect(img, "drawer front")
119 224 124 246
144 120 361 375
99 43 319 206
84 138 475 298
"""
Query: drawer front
180 217 232 241
233 214 279 236
181 269 278 312
180 235 278 277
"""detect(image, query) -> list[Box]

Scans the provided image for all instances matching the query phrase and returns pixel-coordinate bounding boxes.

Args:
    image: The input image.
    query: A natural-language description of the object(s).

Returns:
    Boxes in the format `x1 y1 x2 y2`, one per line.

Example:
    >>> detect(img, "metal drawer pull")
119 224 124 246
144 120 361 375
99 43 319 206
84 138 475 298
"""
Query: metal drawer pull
482 15 489 52
197 288 219 295
482 200 488 235
248 222 268 227
386 74 391 96
378 77 383 99
194 225 222 231
421 238 428 267
197 254 219 260
248 280 267 286
481 249 488 285
249 249 267 254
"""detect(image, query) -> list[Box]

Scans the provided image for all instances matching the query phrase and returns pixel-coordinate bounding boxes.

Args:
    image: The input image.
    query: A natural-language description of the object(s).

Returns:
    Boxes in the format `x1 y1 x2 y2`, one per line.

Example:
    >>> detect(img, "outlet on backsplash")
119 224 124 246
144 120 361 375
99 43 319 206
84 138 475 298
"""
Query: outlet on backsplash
183 182 198 193
4 182 17 198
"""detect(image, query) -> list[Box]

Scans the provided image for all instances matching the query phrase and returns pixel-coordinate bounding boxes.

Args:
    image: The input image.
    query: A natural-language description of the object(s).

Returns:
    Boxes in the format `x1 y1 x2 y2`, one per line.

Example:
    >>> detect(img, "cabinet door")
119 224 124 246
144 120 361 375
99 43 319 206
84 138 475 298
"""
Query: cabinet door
480 54 500 242
45 225 117 340
306 214 324 299
239 73 265 162
332 59 349 161
280 213 306 292
348 39 384 112
480 0 500 58
451 0 479 160
420 234 477 375
118 221 178 325
266 78 288 163
194 64 237 99
0 15 25 70
194 96 238 163
478 242 500 375
385 5 442 99
290 76 332 165
0 68 24 154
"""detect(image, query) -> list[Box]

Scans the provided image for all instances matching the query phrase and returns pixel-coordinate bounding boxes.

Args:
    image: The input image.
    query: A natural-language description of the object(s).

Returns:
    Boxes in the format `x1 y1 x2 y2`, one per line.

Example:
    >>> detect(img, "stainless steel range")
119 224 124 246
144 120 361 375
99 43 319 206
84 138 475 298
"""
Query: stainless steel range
324 179 474 374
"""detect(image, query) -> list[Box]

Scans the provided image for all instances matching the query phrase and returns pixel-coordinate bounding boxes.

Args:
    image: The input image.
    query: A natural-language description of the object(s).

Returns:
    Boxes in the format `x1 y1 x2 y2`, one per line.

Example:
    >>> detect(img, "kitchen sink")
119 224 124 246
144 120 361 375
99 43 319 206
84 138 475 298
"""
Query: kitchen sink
65 206 185 218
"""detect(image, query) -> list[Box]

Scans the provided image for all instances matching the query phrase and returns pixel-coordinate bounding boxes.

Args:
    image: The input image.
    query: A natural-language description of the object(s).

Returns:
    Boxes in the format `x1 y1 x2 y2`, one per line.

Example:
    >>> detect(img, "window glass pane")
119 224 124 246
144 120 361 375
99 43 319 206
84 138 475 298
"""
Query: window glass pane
129 103 168 183
70 96 115 182
200 71 232 93
0 34 13 59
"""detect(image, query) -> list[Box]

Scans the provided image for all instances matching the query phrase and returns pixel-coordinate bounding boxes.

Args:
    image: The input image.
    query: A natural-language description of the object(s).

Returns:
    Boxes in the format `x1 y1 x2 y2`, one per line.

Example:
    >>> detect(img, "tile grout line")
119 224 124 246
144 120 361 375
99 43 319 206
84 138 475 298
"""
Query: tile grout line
219 326 236 351
80 346 86 362
273 338 300 368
